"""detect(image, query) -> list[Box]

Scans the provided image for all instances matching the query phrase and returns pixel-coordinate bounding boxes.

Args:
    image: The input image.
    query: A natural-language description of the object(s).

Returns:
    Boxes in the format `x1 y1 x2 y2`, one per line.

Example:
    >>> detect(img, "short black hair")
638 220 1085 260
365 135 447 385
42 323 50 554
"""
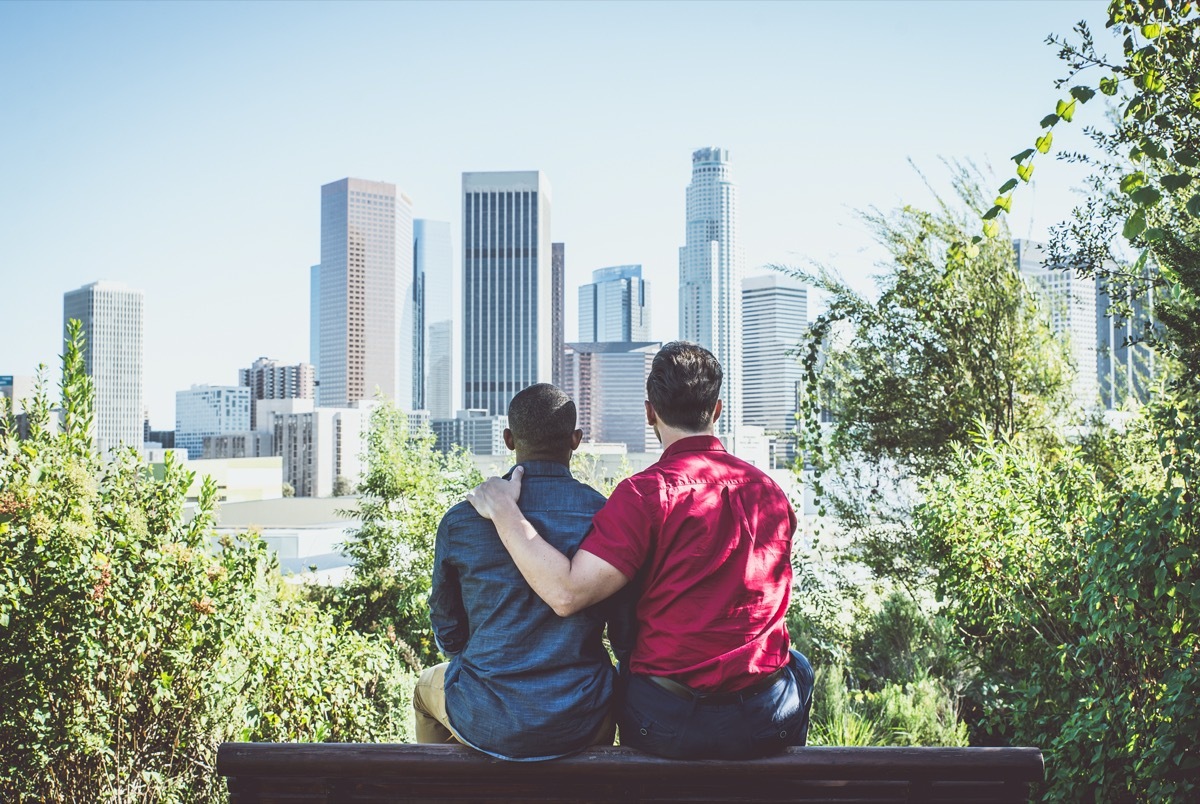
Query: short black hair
646 341 722 432
507 384 577 453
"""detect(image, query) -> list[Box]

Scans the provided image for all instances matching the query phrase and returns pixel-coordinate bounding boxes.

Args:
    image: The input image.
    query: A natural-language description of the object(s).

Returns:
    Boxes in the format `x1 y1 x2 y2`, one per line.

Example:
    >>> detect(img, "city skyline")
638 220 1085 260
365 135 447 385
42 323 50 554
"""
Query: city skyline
1 1 1108 427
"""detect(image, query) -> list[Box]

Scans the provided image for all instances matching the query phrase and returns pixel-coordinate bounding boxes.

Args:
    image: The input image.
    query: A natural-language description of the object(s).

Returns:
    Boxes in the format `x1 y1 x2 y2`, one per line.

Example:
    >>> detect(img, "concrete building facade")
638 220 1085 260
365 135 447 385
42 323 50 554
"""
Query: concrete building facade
315 177 414 409
743 273 807 467
563 341 659 452
175 385 251 460
63 281 144 457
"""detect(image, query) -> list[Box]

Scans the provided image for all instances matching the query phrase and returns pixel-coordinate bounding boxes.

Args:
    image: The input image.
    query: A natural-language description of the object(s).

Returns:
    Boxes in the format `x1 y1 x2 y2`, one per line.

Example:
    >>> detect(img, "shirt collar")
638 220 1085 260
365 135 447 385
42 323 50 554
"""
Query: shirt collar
661 434 725 460
506 460 573 479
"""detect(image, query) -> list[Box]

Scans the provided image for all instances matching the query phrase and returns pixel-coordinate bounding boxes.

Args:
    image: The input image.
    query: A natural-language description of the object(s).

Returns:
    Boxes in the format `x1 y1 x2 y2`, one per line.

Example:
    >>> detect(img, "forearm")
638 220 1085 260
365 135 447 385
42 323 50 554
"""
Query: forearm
490 501 589 617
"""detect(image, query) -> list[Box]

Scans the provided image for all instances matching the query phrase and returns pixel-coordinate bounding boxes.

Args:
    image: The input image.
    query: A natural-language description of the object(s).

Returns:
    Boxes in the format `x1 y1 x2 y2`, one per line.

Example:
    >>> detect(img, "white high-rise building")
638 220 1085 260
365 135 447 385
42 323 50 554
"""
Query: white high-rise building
414 219 457 418
274 403 372 497
579 265 651 342
743 274 808 467
62 281 144 457
175 385 251 460
462 171 553 415
315 177 414 409
679 147 743 437
1014 240 1100 410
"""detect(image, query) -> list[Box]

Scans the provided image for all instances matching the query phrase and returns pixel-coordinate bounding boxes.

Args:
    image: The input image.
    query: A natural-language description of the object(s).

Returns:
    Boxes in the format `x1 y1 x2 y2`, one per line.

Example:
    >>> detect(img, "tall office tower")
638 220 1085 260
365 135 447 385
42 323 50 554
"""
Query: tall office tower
462 171 553 415
679 147 744 437
315 177 414 409
1097 266 1158 409
563 341 659 451
63 281 144 457
1013 239 1100 409
238 357 316 430
414 219 456 417
743 274 808 467
552 242 566 387
578 265 651 342
175 385 251 460
309 264 321 371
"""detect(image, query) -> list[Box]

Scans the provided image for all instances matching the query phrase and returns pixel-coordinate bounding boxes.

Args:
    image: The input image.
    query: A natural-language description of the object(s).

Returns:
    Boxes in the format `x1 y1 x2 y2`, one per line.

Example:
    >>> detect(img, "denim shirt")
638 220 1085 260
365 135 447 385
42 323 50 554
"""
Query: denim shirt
428 461 614 760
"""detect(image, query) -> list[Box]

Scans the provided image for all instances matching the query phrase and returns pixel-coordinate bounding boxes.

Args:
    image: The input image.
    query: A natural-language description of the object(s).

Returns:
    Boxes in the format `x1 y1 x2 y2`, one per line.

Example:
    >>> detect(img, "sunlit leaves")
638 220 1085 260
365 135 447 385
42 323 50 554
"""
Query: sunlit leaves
1131 186 1163 206
1123 208 1148 238
1056 98 1078 121
1017 162 1035 182
1121 171 1148 193
1036 131 1054 153
1100 76 1120 96
1141 22 1164 38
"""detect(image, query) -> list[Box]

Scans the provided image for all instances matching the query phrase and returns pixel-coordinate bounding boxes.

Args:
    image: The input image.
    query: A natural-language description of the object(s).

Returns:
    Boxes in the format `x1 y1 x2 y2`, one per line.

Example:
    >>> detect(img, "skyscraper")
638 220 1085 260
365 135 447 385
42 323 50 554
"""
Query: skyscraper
62 281 144 457
462 171 553 415
1097 266 1158 409
414 219 456 417
315 177 414 409
563 341 659 451
309 264 321 371
552 242 566 388
578 265 651 342
743 274 808 467
679 147 743 436
239 357 316 430
1013 239 1100 410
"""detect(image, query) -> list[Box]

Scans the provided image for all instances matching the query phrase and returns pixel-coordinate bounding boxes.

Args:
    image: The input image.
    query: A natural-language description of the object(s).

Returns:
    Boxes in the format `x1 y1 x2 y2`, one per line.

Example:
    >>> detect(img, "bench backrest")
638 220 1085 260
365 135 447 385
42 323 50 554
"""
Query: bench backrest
217 743 1044 802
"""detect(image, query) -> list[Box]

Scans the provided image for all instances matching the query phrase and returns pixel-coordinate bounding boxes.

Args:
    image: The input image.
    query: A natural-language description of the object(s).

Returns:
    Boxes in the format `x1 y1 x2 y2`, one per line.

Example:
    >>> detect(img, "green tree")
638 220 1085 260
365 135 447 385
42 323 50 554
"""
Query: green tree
791 169 1071 588
0 324 415 801
325 403 482 667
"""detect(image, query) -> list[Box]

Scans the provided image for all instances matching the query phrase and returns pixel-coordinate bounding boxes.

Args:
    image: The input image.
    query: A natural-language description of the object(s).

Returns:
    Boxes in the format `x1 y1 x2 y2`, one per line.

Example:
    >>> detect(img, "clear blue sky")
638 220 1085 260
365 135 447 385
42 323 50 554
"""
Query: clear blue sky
0 0 1112 428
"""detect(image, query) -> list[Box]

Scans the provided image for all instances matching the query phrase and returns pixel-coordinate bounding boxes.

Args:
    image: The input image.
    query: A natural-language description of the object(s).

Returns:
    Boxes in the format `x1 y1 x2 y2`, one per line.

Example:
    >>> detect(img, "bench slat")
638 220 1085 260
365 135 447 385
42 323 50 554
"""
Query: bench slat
219 743 1044 803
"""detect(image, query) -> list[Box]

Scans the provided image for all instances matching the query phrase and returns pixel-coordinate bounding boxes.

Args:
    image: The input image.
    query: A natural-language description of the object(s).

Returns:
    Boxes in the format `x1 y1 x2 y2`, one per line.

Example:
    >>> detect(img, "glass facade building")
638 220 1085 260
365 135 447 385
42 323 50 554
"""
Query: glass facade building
679 147 743 436
578 264 651 342
414 219 456 418
175 385 251 460
315 177 414 409
63 281 144 457
462 171 553 415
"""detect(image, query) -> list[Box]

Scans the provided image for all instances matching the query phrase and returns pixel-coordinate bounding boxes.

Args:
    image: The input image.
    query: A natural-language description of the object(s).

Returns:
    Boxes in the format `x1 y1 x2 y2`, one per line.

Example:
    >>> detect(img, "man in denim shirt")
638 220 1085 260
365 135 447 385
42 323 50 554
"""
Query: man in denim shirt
412 384 616 760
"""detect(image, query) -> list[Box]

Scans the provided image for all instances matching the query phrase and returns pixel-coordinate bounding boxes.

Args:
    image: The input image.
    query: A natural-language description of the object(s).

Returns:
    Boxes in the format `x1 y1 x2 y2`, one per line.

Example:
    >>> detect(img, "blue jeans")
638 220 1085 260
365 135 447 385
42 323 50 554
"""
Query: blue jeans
617 650 815 759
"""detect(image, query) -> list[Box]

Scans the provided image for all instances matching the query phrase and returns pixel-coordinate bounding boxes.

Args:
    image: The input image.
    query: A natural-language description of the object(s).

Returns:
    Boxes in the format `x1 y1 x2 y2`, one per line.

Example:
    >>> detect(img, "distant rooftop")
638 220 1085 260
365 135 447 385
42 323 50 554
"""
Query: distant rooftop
191 496 361 529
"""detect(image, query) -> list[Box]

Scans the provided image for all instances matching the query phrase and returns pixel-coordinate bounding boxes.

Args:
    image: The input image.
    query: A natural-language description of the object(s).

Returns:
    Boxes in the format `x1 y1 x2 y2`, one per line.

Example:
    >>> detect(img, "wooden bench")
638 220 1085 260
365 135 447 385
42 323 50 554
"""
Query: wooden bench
217 743 1044 802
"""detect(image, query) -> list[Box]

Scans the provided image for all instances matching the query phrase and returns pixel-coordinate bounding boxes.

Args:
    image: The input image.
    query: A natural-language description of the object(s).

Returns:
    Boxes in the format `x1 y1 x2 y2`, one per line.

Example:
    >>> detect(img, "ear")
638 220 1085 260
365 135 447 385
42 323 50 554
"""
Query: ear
644 400 657 426
503 428 516 450
712 399 722 423
571 429 583 450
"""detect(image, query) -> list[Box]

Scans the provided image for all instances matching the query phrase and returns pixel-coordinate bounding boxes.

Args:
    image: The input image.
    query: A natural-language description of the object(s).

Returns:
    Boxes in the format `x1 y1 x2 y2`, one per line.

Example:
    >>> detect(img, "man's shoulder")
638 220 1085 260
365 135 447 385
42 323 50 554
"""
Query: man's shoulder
441 500 492 530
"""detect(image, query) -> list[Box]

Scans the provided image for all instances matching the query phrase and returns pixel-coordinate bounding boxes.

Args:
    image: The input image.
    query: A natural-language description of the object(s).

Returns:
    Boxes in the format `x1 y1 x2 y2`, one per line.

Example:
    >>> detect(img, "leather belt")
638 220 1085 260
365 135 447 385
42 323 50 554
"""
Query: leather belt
645 665 790 705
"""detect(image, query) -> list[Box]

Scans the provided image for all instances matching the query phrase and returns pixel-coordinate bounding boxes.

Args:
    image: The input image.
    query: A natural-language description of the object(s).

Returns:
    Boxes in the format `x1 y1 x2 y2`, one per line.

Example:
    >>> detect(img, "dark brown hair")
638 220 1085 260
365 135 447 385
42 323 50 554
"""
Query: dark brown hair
646 341 722 432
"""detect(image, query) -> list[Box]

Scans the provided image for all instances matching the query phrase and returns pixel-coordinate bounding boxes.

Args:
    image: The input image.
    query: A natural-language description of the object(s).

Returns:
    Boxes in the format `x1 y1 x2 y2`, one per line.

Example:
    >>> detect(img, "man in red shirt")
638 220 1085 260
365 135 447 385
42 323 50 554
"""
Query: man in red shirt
467 341 813 759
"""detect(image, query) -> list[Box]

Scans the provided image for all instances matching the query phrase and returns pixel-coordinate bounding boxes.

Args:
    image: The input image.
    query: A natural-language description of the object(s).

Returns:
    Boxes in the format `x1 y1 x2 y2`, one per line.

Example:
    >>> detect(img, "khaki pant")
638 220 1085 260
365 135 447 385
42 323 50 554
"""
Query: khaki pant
412 662 616 747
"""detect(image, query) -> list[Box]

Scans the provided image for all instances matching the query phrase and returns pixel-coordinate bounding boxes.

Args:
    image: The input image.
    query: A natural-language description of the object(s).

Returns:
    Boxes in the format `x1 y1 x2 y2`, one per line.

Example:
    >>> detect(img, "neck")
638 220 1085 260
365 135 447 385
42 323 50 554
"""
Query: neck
655 424 713 451
514 452 571 467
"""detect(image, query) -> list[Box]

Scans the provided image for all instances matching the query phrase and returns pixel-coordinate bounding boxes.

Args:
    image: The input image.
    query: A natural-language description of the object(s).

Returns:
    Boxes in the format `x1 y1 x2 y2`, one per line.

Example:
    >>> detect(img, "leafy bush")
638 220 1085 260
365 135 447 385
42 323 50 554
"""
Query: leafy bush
0 325 415 801
916 399 1199 800
317 402 482 666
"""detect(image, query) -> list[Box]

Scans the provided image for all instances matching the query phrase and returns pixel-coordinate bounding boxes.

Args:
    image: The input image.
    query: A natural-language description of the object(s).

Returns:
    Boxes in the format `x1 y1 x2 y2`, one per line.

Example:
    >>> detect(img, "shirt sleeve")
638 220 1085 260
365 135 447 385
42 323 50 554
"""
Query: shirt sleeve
428 513 468 657
580 476 653 581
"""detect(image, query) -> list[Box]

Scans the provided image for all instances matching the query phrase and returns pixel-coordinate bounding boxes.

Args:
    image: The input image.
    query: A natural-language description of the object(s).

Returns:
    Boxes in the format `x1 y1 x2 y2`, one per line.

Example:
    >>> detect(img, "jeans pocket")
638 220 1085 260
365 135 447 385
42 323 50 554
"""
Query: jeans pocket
618 699 681 756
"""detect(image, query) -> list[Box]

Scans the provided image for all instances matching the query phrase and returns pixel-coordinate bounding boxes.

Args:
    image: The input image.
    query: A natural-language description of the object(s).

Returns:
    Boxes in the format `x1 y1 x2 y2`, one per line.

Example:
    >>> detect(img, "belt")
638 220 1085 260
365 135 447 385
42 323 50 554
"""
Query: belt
645 665 790 705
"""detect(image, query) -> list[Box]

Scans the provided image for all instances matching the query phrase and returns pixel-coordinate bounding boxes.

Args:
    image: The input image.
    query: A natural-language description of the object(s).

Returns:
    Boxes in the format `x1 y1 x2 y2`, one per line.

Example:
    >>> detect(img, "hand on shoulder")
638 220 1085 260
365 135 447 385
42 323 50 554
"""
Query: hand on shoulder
466 465 524 520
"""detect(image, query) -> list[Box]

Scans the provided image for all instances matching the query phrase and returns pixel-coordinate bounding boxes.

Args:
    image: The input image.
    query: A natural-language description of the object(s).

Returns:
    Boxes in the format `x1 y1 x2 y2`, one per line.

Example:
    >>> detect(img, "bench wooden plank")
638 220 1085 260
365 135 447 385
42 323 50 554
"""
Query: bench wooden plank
218 743 1044 803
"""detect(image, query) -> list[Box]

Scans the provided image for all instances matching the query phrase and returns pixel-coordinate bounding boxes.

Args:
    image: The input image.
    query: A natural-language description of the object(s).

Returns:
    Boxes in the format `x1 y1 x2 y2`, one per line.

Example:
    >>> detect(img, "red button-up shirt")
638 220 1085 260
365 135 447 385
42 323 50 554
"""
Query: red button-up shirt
580 435 795 692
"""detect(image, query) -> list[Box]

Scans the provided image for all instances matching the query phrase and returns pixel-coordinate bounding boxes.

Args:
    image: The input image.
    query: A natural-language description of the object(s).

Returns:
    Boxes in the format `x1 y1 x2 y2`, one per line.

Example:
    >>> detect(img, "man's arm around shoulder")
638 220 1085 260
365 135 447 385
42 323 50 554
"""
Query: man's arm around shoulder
467 467 628 617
